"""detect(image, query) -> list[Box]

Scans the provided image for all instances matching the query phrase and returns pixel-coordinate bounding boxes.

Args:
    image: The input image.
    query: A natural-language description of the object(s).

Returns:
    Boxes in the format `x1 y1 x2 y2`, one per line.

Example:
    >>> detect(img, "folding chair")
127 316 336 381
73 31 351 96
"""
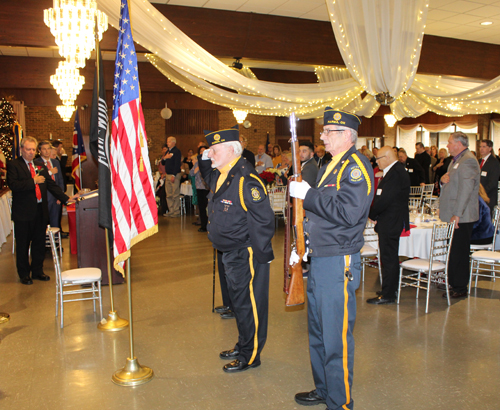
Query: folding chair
48 229 102 328
268 186 287 228
470 205 500 253
397 222 455 313
360 220 382 283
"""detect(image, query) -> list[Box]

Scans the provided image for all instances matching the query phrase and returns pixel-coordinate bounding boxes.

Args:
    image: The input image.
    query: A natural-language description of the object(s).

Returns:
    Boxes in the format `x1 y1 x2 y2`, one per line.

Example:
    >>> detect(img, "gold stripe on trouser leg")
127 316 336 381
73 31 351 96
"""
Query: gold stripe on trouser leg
342 255 351 410
247 247 259 365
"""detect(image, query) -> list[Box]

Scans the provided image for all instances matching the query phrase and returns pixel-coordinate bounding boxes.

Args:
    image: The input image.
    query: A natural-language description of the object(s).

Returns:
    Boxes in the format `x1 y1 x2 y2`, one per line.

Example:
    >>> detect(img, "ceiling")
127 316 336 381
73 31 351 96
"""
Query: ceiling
2 0 500 72
153 0 500 45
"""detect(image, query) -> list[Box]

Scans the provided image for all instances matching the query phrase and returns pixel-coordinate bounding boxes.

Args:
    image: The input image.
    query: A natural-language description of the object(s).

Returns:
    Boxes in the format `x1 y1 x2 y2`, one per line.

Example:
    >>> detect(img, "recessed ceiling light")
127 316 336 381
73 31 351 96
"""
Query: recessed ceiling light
481 21 493 26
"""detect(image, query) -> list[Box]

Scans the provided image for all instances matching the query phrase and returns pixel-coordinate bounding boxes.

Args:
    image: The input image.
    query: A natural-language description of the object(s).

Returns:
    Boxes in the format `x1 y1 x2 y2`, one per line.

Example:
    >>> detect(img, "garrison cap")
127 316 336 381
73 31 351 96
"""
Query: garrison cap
324 107 361 131
204 125 239 147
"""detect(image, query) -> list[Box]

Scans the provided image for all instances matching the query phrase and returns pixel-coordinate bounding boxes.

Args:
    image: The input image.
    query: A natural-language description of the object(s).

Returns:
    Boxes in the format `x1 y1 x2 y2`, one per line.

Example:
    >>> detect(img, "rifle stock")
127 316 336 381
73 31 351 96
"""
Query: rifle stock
284 113 305 307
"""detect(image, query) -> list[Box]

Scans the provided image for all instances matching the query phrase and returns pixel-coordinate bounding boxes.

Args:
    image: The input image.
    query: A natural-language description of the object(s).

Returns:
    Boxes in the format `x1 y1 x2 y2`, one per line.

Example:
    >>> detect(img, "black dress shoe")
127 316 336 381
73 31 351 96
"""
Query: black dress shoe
367 295 396 305
443 290 467 299
32 273 50 281
214 305 230 313
295 390 326 406
220 310 235 319
222 359 260 373
219 348 239 360
198 227 207 232
21 277 33 285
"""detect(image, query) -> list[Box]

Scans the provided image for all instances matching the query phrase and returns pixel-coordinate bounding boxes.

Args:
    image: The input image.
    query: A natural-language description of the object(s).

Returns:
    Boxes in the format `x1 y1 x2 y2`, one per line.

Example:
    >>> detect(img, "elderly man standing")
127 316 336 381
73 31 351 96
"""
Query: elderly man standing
290 108 373 410
440 132 480 298
7 136 76 285
478 139 500 214
161 136 182 217
198 125 274 373
415 142 431 184
255 144 273 173
367 146 410 304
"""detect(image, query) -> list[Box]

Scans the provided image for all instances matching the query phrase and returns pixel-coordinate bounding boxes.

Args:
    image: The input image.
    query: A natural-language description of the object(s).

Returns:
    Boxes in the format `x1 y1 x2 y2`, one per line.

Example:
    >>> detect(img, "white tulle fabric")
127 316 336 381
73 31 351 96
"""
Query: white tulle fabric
97 0 500 120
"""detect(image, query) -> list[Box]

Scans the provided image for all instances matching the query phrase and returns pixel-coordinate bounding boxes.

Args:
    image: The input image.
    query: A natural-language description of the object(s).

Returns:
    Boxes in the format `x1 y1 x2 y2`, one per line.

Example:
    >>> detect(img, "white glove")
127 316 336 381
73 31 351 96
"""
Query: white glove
290 180 311 199
289 250 300 266
201 149 210 160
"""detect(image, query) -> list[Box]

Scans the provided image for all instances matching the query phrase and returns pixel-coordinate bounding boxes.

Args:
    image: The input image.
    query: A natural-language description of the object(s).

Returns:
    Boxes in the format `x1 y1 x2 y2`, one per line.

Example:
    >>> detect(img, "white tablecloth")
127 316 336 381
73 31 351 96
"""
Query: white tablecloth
0 191 12 252
399 220 440 259
180 181 193 196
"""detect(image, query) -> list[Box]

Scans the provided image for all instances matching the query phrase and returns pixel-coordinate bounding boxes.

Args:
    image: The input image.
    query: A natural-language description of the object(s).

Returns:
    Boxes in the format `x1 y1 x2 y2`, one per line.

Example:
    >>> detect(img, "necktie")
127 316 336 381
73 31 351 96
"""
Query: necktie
46 160 55 180
29 162 42 201
480 159 485 169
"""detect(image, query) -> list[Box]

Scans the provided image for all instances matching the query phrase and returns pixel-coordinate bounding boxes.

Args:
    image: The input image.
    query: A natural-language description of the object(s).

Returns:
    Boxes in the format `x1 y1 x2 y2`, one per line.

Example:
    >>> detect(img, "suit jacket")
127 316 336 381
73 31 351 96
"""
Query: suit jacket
415 151 431 183
440 149 480 224
242 148 255 168
402 157 425 186
58 154 68 191
369 162 410 236
35 157 64 209
479 154 500 210
301 157 318 186
7 157 69 223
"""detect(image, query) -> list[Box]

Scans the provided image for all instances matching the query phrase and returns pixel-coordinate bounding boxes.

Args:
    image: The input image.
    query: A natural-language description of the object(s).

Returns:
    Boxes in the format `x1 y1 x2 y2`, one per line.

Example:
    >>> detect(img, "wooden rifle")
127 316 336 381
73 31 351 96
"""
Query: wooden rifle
283 112 305 306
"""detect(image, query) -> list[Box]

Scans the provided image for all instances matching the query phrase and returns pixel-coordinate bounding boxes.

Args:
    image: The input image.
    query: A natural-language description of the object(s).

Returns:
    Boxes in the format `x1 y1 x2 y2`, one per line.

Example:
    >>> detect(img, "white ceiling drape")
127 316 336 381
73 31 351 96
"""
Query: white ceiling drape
326 0 428 100
98 0 500 120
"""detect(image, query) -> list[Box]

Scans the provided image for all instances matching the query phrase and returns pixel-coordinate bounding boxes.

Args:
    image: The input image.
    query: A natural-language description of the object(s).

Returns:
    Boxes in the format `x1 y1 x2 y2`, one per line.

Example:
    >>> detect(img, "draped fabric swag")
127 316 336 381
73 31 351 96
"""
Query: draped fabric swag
97 0 500 120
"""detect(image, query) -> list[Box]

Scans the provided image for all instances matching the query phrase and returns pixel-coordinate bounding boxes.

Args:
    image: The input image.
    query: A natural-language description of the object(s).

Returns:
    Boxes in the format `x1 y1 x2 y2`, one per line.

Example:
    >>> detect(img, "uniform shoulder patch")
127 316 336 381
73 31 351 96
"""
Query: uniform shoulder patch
348 165 364 184
246 178 266 203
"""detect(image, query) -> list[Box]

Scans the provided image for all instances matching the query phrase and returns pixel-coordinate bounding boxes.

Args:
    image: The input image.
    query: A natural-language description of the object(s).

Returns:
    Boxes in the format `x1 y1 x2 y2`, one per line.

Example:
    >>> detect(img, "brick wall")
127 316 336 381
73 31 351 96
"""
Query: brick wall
219 111 276 155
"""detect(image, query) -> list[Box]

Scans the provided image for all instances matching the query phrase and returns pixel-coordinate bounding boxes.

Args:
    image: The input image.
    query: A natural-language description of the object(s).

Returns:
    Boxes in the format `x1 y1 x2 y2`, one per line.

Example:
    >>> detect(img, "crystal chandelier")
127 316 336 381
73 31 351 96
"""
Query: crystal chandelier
44 0 108 68
233 110 248 124
56 105 76 122
50 61 85 105
384 114 397 127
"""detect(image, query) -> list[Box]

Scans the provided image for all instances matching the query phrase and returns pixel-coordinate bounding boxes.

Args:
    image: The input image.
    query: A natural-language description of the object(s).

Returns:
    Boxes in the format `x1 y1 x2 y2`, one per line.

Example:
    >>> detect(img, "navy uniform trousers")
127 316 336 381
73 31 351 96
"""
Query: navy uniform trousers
221 246 269 366
308 253 361 410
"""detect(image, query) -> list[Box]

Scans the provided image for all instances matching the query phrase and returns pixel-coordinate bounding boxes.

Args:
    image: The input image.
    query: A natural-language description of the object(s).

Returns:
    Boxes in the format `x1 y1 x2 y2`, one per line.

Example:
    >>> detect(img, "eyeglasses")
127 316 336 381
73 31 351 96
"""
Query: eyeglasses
320 129 344 137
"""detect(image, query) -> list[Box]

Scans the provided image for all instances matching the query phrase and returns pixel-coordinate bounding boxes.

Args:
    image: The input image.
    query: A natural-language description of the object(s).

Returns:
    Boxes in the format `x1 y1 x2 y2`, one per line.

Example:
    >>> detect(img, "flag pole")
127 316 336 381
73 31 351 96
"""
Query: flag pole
94 14 128 333
112 257 154 386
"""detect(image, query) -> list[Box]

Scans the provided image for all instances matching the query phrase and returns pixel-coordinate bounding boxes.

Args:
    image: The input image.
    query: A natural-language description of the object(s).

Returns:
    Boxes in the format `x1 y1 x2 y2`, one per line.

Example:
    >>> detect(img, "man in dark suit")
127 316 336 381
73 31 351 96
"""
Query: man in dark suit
51 140 68 191
35 141 65 228
7 136 75 285
415 142 432 183
368 146 410 304
398 149 425 186
239 136 255 167
299 141 318 186
478 139 500 214
314 144 332 169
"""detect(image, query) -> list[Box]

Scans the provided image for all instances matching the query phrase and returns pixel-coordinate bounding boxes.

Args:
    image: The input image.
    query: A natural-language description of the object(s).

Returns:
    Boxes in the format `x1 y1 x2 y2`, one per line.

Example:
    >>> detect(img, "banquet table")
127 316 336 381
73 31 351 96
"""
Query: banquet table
180 181 193 196
399 218 441 259
0 189 12 252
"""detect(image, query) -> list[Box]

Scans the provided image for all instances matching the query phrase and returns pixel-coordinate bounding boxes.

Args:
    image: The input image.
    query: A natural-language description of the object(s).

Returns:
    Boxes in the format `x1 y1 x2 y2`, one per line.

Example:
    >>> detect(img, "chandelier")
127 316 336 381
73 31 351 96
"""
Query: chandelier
375 92 396 106
56 105 76 122
384 114 397 127
50 61 85 105
44 0 108 68
233 110 248 124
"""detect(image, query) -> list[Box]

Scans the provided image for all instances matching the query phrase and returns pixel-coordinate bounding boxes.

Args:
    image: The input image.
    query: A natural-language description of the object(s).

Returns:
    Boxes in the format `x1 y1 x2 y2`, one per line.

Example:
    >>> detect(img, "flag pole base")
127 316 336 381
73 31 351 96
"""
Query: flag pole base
0 312 10 324
112 357 154 387
97 310 128 332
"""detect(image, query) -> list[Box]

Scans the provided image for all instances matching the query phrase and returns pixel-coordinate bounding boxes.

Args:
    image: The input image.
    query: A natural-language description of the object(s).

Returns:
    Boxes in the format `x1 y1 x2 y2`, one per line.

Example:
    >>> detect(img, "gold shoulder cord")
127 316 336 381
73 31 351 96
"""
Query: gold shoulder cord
239 176 248 212
351 153 372 196
336 160 350 190
250 174 268 195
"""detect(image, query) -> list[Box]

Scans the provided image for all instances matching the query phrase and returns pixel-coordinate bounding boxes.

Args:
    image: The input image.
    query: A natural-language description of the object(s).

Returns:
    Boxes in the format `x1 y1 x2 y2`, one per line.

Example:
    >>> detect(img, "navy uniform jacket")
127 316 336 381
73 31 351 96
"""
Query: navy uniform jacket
199 155 274 264
303 145 374 257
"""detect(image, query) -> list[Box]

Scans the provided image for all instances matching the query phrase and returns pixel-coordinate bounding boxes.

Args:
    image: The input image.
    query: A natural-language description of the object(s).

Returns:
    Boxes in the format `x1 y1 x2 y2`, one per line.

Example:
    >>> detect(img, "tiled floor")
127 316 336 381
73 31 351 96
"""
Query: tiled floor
0 214 499 410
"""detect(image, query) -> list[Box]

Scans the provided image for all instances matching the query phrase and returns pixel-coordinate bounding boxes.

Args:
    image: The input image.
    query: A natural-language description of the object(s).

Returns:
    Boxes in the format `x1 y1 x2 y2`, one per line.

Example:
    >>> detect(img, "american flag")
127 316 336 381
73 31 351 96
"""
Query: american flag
71 110 86 191
110 0 158 274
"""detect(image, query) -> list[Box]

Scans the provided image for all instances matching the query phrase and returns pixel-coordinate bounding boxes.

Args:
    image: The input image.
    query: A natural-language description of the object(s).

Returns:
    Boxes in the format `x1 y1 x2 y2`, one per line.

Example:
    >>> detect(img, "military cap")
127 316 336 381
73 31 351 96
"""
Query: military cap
324 107 361 131
204 125 239 147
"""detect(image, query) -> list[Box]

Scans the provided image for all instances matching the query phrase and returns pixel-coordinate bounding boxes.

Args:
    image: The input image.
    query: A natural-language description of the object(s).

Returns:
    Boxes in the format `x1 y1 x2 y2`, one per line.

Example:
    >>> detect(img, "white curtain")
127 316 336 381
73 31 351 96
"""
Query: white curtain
97 0 500 120
326 0 428 99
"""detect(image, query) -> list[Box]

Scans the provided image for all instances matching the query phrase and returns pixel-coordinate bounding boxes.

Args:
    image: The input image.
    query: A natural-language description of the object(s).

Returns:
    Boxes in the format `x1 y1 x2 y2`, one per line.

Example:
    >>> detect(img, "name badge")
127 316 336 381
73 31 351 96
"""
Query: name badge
453 163 459 169
377 188 382 196
408 169 413 173
481 171 487 177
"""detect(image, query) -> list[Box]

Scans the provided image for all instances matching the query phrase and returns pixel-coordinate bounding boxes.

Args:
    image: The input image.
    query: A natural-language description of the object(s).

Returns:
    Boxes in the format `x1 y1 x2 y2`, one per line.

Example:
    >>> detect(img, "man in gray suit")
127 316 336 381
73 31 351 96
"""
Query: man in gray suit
299 141 319 186
439 132 480 298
